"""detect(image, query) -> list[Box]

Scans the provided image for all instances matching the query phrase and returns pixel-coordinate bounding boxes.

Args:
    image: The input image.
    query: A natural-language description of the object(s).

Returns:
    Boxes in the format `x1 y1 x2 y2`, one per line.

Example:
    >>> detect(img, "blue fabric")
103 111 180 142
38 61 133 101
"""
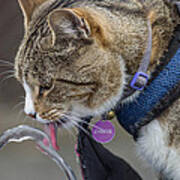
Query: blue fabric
115 47 180 135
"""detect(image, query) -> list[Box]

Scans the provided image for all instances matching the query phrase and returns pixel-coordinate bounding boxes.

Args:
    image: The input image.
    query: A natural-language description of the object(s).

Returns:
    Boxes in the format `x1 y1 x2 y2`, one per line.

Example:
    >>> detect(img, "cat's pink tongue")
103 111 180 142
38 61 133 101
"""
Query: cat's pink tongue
43 123 60 151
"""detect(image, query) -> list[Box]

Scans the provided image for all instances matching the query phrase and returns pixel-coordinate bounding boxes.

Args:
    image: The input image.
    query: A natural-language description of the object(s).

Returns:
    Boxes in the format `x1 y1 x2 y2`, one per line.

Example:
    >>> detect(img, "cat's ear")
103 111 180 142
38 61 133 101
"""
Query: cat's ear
18 0 47 27
47 9 91 45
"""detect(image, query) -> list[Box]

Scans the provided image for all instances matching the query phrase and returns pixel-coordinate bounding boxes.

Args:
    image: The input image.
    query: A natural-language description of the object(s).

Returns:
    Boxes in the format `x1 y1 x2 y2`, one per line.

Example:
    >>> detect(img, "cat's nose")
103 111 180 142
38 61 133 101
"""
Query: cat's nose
28 112 37 119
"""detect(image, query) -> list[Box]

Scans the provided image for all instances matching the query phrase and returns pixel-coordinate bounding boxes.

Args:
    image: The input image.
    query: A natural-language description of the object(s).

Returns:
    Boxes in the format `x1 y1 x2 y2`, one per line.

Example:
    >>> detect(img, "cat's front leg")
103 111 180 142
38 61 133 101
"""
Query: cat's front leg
137 120 180 180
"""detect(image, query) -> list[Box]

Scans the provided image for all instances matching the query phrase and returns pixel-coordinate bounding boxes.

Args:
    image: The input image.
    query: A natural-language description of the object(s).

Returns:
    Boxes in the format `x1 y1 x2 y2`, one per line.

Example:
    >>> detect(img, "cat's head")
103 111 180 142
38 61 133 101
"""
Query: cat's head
15 0 124 127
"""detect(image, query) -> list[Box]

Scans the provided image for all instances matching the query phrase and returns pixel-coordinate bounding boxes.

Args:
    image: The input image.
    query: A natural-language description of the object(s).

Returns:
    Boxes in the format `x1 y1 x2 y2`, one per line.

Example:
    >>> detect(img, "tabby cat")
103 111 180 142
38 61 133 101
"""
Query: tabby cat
15 0 180 179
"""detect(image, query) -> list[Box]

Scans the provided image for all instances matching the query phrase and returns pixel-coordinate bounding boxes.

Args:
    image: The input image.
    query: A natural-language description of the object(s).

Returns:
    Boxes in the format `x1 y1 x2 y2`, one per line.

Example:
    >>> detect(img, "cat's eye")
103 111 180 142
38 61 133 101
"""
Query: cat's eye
39 86 52 97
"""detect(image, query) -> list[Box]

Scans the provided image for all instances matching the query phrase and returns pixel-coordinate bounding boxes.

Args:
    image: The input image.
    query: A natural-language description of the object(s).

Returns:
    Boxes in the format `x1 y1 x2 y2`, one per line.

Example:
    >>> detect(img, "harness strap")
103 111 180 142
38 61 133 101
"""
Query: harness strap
129 18 152 91
121 17 153 101
115 24 180 136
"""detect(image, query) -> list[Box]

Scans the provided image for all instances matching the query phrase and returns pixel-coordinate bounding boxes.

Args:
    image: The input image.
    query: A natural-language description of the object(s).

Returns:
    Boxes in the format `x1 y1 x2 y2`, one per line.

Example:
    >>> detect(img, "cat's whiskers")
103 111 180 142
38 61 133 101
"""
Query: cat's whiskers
0 65 13 69
0 59 14 66
0 70 15 85
71 120 91 137
63 113 106 138
18 96 25 100
70 111 104 131
65 116 91 137
12 101 24 112
15 109 24 123
0 74 15 85
0 70 15 76
61 121 76 140
62 113 81 125
77 119 105 132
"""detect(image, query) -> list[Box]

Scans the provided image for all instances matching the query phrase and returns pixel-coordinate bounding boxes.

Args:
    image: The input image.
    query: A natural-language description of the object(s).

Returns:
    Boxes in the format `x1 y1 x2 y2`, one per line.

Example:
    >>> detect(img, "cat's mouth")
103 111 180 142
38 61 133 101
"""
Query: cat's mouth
28 110 82 150
41 120 66 151
34 114 75 151
36 114 69 126
32 115 71 151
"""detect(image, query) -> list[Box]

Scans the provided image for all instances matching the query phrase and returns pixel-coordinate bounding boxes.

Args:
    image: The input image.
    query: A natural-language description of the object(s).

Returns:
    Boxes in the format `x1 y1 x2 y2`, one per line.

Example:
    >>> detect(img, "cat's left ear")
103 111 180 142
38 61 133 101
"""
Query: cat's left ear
18 0 47 28
47 9 91 45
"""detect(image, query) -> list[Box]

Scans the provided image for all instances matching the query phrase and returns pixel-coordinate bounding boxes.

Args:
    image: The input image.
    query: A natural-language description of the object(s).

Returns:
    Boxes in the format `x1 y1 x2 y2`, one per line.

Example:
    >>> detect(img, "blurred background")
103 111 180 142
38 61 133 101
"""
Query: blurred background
0 0 158 179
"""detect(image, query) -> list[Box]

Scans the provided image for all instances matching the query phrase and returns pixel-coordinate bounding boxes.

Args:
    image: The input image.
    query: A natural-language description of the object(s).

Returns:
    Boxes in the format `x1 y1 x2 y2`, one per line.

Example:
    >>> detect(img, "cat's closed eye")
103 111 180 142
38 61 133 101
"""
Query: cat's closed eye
56 79 95 86
39 86 53 97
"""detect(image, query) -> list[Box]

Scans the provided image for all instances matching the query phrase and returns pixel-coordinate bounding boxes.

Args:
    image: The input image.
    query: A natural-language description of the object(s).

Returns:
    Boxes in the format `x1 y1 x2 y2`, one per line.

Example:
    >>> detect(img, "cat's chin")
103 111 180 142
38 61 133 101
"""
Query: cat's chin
71 90 124 118
36 114 50 124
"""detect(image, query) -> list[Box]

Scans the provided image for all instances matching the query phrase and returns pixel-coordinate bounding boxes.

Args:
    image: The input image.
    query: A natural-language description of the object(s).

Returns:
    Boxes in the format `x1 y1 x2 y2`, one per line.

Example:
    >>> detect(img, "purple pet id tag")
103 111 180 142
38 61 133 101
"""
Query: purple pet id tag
92 120 115 144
